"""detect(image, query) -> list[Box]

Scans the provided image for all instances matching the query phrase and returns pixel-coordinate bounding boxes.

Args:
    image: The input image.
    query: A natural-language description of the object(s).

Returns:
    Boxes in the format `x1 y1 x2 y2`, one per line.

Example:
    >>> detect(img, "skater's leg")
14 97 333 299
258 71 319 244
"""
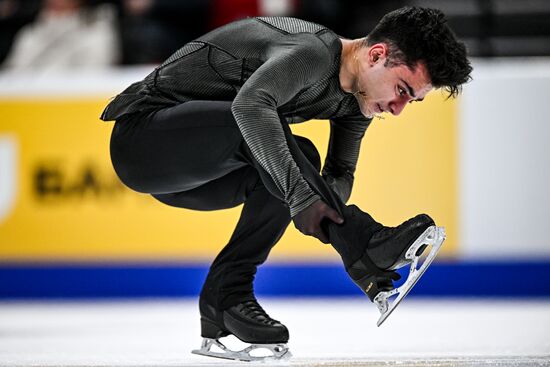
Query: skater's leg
200 134 322 311
271 121 385 267
265 118 441 316
156 137 321 344
145 130 321 343
197 135 322 344
148 162 291 343
152 165 261 211
109 101 249 195
198 176 290 310
196 175 292 344
151 135 320 310
275 123 435 274
151 165 291 310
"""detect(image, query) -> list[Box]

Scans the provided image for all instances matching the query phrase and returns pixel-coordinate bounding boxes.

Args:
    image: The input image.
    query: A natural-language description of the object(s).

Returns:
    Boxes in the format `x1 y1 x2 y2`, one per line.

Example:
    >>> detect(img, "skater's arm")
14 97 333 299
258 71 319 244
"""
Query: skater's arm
231 34 332 217
322 117 372 203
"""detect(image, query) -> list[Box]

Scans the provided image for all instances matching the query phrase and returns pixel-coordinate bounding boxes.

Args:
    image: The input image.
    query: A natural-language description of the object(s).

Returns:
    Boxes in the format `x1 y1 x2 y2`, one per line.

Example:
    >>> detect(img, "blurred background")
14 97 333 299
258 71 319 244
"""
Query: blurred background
1 0 549 301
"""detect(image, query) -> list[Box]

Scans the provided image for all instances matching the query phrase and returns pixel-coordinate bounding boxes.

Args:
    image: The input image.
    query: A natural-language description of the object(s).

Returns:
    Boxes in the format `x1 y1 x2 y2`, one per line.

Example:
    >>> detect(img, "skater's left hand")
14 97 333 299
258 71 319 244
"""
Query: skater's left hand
292 199 344 243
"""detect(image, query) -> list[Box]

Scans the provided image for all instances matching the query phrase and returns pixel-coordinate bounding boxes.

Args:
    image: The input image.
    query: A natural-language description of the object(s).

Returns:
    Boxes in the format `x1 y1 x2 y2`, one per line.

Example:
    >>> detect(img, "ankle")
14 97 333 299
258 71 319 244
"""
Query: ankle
328 204 383 268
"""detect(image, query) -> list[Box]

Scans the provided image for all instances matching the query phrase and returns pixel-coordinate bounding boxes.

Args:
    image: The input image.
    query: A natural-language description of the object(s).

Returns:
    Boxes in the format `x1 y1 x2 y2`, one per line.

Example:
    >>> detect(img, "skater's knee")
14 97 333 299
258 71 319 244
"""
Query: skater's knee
152 191 241 211
294 135 321 172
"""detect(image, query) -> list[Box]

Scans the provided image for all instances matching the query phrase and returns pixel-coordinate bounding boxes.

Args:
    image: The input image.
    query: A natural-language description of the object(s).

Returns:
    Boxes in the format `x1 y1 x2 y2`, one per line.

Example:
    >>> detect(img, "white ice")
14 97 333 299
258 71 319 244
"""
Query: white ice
0 298 549 366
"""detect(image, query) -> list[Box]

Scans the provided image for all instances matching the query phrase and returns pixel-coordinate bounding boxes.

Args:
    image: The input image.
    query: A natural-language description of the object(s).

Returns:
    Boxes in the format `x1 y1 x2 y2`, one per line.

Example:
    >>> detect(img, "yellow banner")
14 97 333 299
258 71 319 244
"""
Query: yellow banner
0 94 456 262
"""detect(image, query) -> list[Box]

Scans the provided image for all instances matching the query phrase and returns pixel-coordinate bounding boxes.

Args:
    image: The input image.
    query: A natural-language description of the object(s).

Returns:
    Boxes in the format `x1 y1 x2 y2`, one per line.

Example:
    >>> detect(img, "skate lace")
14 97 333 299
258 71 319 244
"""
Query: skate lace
240 300 278 325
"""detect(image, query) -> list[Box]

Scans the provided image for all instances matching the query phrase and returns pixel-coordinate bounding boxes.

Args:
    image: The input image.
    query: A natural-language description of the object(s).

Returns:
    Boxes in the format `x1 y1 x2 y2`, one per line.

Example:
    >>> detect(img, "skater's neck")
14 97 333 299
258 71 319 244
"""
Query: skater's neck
338 38 363 94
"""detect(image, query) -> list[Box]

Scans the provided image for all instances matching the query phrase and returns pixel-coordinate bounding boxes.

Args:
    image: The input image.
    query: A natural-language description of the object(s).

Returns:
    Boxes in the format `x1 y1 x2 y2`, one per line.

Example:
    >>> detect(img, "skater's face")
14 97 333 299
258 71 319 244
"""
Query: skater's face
353 43 433 118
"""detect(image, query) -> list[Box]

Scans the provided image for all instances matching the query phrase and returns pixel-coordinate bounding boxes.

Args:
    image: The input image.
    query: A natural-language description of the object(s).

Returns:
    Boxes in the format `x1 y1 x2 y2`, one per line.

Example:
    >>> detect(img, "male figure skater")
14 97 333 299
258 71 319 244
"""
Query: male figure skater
101 6 471 360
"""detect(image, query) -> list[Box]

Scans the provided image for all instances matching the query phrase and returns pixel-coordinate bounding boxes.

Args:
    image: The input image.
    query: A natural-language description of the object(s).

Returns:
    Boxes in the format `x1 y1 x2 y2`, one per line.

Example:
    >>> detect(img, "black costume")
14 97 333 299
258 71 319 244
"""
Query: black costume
102 17 435 345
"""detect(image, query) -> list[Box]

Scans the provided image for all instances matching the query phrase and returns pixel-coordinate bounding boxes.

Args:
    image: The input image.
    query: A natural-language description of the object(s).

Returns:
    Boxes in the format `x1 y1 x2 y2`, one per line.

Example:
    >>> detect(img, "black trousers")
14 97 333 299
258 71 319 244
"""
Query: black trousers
110 101 360 310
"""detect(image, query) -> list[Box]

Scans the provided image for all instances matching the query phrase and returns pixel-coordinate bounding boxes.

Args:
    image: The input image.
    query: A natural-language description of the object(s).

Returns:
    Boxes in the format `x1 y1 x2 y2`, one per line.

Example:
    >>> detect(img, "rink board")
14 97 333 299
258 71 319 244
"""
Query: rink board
1 261 549 298
0 93 457 262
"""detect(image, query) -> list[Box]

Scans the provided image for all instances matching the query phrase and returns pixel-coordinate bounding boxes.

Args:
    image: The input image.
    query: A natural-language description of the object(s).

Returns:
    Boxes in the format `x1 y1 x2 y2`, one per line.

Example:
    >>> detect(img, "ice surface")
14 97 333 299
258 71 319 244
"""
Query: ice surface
0 298 548 366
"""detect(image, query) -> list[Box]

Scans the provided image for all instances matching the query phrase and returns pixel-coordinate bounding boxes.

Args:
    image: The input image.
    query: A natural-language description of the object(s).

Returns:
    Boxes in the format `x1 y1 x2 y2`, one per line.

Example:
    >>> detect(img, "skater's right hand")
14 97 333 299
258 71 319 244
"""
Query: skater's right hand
293 199 344 244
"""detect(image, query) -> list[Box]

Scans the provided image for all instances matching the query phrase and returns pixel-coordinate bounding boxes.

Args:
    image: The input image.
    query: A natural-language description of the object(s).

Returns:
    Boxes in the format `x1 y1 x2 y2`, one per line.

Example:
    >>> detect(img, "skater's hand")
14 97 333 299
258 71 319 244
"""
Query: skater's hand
293 199 344 243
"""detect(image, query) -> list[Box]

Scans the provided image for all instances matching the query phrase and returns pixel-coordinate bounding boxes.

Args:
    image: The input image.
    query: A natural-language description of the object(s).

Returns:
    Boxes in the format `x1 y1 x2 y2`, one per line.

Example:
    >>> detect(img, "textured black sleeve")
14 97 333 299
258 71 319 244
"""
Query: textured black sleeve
321 116 372 202
231 33 332 217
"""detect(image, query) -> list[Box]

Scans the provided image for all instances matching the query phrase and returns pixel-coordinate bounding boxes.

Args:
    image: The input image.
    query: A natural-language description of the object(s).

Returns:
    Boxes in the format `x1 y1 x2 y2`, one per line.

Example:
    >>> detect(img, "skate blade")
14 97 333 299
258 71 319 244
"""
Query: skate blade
374 226 446 327
192 337 292 362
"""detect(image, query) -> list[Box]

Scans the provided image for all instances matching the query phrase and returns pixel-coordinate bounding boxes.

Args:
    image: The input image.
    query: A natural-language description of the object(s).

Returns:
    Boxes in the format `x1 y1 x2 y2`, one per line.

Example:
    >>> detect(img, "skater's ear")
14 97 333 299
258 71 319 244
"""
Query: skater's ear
367 43 388 66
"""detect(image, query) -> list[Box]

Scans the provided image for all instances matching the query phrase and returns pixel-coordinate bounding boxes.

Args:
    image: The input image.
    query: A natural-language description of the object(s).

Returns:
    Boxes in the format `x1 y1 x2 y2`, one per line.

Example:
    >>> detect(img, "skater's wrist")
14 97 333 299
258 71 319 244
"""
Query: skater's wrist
289 194 321 218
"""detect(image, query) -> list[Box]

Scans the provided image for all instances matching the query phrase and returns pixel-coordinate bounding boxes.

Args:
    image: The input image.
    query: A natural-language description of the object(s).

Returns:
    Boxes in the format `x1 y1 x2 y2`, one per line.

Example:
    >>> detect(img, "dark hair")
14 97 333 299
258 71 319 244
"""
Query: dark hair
366 7 472 98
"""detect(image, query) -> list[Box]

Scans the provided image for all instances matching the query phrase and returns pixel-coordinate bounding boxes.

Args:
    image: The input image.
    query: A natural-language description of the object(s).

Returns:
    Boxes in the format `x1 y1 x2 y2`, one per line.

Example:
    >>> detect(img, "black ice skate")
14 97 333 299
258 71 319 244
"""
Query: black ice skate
192 298 291 361
332 206 446 326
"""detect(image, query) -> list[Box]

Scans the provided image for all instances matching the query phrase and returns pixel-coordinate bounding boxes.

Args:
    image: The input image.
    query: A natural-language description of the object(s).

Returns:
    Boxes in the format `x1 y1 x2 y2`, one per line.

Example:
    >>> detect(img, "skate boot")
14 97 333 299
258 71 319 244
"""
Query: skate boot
192 297 291 361
331 205 446 326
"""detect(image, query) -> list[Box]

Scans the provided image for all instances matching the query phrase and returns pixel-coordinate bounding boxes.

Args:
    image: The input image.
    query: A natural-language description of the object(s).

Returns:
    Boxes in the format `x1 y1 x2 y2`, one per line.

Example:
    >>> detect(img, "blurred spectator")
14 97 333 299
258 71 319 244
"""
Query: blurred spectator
118 0 209 65
0 0 41 64
2 0 119 71
208 0 260 29
295 0 409 38
208 0 294 29
117 0 298 65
